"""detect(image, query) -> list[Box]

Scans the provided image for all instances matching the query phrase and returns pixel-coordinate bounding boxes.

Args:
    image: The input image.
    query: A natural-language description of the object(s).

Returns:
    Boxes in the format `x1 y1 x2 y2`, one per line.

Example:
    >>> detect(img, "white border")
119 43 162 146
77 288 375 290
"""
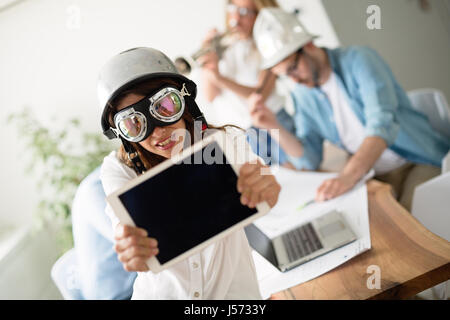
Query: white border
106 131 271 273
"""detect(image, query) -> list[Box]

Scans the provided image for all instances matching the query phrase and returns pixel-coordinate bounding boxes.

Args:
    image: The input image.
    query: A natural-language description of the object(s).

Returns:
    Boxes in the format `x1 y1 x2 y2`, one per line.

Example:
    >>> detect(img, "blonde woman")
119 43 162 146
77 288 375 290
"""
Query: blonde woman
199 0 295 166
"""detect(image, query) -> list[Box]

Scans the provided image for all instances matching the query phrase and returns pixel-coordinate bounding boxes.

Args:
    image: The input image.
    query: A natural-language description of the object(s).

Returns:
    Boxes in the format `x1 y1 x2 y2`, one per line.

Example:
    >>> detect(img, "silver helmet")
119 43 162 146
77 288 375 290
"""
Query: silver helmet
97 47 207 174
97 47 195 112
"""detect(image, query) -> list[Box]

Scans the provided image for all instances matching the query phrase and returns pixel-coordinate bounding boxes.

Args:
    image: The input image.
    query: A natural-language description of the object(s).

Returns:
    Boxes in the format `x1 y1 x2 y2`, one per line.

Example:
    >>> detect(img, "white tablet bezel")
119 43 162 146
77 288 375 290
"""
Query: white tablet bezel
106 131 271 273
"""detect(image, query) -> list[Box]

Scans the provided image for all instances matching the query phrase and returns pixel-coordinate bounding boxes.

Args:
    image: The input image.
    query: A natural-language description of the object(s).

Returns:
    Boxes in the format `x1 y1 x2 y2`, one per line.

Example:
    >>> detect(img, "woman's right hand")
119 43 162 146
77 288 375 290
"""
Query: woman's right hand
114 223 159 272
202 28 219 47
198 28 220 73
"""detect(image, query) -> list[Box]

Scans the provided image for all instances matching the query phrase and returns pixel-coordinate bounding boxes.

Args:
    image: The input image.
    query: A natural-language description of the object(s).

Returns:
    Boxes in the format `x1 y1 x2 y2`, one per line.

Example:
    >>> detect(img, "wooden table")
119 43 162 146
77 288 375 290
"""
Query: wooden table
271 180 450 300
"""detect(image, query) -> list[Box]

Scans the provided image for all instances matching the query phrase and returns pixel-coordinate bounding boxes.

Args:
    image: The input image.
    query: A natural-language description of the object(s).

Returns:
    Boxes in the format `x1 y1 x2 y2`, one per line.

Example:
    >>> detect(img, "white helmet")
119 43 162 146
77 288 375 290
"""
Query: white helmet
253 8 317 69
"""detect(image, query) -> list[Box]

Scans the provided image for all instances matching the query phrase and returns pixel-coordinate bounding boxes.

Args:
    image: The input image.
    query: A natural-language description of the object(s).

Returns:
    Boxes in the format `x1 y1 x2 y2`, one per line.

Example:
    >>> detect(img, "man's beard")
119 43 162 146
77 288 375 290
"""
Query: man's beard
303 52 321 88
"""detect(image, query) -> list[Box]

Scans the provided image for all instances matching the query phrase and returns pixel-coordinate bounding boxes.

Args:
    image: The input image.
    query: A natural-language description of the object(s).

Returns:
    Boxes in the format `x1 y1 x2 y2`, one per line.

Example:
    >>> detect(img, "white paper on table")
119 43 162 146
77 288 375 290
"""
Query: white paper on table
252 167 372 299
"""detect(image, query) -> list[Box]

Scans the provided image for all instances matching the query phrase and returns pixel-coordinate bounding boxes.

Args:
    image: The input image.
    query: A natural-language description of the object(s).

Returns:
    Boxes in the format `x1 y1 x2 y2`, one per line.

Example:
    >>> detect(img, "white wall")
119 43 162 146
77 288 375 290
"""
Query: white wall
322 0 450 100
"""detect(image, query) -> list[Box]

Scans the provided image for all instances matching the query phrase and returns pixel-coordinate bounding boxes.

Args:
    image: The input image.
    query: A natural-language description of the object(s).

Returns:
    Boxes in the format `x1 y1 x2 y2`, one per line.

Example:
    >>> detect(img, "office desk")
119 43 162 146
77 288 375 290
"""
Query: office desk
271 180 450 300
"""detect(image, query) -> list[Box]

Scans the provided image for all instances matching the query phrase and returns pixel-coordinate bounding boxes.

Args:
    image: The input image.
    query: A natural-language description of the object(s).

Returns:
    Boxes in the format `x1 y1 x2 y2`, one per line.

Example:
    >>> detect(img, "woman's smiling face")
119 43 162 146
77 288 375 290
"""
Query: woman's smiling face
116 92 187 159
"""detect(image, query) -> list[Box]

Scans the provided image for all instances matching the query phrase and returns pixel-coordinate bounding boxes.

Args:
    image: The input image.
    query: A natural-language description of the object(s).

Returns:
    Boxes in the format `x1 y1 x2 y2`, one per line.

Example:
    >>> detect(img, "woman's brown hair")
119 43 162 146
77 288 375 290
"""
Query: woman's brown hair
107 78 240 172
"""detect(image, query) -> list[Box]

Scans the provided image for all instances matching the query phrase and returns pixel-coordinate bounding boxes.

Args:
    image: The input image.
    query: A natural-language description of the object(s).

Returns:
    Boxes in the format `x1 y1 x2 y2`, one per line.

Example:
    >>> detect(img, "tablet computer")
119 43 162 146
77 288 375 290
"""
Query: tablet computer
106 131 271 273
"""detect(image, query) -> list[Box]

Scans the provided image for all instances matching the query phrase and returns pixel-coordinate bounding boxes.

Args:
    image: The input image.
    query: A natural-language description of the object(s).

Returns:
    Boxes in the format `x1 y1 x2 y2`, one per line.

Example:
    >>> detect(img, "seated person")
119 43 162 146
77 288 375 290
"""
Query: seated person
71 167 137 299
250 8 450 210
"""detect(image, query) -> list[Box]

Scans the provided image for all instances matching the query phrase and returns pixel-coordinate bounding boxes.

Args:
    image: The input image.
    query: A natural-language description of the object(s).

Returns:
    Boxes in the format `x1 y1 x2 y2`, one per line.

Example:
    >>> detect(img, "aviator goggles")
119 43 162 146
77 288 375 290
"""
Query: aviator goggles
109 84 190 143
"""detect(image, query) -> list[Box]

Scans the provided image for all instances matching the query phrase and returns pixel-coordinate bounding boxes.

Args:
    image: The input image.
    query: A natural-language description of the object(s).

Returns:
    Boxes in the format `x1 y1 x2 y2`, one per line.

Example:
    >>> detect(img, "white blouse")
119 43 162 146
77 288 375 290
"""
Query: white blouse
203 39 286 129
100 129 263 299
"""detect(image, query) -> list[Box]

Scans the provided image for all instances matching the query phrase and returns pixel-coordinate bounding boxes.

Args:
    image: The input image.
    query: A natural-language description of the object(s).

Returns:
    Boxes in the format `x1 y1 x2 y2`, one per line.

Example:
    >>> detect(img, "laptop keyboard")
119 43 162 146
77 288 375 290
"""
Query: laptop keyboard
282 223 323 262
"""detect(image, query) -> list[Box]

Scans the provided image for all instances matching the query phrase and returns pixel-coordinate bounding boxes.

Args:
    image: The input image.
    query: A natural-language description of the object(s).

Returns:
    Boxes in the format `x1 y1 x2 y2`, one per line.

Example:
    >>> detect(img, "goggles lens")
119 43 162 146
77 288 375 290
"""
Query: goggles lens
112 86 188 142
117 113 146 141
153 92 182 118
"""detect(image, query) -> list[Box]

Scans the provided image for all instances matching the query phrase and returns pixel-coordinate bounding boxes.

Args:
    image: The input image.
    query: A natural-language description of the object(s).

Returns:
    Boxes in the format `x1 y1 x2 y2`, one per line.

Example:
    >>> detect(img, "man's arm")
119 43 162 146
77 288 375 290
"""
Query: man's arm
341 136 386 181
316 136 386 201
269 124 304 158
248 93 325 170
248 93 304 157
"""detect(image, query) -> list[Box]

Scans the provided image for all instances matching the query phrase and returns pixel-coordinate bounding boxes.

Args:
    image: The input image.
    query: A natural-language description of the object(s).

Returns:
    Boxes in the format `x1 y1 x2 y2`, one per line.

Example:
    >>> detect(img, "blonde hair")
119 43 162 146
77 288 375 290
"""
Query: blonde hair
226 0 278 9
252 0 279 10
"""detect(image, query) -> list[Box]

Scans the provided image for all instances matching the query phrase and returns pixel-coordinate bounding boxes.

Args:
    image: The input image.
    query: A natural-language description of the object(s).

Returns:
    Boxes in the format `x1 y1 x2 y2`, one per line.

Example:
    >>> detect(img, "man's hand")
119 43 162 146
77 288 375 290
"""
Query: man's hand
237 161 281 208
248 93 280 130
316 136 387 201
315 174 357 202
114 224 159 272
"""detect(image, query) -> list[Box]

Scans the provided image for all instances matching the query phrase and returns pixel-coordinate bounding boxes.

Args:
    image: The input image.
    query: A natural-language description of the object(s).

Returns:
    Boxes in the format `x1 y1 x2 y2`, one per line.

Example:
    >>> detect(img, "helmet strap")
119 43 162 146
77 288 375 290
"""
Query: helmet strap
185 94 208 132
120 137 147 175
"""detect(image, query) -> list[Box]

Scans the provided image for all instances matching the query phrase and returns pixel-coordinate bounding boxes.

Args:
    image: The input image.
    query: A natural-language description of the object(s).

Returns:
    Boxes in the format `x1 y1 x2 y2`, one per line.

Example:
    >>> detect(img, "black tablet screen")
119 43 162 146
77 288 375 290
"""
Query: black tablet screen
118 142 258 264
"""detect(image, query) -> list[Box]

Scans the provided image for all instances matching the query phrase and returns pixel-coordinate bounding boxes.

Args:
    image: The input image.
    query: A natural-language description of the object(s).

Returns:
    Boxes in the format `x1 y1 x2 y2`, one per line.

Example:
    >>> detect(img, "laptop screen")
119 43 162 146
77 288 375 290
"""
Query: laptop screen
244 223 278 267
118 142 257 264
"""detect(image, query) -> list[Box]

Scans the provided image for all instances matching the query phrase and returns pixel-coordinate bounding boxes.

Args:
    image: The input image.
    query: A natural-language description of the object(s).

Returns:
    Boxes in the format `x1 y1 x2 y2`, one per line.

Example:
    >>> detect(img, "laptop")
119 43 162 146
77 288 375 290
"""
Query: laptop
245 210 357 272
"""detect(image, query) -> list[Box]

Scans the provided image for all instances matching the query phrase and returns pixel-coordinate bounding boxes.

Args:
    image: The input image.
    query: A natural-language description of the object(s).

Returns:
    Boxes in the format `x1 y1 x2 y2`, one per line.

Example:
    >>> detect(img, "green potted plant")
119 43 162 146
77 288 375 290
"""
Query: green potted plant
7 107 115 255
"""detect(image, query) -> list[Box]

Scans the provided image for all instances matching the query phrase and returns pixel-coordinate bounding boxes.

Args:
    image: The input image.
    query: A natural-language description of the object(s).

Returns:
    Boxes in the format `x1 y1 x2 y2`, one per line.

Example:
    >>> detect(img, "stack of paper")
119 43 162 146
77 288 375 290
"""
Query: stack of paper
252 167 372 299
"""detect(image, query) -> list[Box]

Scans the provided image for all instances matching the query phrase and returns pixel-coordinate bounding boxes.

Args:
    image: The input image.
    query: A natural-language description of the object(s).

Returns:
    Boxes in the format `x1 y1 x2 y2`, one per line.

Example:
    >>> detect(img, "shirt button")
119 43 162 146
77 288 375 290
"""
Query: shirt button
194 292 200 298
192 262 199 269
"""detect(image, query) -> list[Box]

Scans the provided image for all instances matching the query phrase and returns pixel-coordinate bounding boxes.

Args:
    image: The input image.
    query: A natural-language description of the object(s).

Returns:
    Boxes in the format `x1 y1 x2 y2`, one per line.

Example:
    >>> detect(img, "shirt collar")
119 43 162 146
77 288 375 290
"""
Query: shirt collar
324 47 341 77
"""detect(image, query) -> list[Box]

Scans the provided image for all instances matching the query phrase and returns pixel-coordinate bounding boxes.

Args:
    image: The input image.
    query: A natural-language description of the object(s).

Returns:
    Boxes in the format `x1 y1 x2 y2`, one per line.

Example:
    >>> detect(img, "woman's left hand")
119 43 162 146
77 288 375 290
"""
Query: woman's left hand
237 161 281 208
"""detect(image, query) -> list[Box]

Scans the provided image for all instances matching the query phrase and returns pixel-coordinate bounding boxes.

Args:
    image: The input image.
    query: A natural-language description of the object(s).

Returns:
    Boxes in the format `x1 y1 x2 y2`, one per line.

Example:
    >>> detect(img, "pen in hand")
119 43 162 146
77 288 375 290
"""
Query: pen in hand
296 199 315 212
296 170 375 212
